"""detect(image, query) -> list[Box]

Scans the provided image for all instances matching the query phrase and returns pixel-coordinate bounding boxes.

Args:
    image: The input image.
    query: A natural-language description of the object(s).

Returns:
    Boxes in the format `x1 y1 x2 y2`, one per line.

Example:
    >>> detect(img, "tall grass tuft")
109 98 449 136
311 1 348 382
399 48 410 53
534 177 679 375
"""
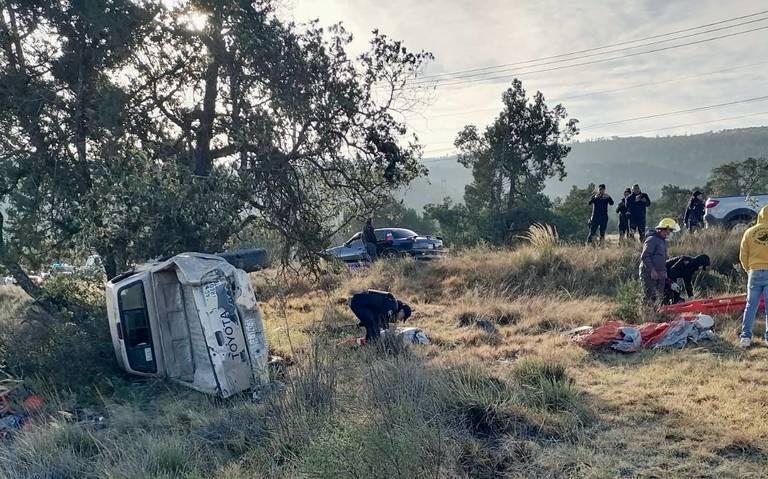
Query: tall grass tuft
519 223 559 254
510 357 590 422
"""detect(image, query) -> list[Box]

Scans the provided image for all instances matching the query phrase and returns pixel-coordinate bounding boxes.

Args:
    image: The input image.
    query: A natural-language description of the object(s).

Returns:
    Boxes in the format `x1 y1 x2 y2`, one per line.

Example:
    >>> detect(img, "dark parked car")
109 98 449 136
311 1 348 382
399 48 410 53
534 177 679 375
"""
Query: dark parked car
326 228 447 262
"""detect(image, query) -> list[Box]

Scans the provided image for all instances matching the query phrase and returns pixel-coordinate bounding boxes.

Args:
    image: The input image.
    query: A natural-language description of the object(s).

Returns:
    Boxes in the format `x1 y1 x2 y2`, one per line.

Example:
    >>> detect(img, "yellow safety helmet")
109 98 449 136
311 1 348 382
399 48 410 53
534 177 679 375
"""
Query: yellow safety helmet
655 217 680 231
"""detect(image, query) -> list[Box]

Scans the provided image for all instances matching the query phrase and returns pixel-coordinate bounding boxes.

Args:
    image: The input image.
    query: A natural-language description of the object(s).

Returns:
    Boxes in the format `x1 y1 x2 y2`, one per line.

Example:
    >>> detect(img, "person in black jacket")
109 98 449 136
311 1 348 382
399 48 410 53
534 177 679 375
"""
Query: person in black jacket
664 254 710 303
627 184 652 241
349 290 412 342
586 184 614 245
684 191 706 233
362 218 378 261
616 188 631 245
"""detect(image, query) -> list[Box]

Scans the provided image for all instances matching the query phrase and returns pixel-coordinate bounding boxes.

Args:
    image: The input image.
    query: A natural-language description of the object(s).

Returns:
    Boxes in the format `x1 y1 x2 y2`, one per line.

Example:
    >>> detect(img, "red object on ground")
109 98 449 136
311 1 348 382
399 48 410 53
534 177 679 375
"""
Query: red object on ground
572 321 624 348
636 322 673 346
659 294 765 315
22 395 45 412
573 318 696 349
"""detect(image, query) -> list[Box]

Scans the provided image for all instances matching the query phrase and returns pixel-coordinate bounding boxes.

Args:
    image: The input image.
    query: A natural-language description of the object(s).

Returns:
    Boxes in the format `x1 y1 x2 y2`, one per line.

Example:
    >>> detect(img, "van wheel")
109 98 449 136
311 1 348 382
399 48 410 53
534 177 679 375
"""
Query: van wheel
728 216 754 231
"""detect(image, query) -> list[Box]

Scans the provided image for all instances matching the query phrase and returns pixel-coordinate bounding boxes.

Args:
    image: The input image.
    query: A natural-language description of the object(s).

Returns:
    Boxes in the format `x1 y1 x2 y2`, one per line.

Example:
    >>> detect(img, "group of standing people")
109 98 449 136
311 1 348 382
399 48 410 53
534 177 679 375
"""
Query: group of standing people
587 184 652 245
587 185 707 246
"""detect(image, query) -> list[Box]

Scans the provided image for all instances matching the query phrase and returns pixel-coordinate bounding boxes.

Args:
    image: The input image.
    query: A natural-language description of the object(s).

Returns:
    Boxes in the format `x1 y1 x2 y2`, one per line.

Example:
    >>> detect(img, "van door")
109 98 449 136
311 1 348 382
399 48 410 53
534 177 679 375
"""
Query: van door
117 281 158 374
199 280 252 397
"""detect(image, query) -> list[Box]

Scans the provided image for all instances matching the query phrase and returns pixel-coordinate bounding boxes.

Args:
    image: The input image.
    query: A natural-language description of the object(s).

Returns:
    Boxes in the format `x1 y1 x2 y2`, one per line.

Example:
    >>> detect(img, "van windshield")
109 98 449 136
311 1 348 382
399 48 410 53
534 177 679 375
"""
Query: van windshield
118 281 157 373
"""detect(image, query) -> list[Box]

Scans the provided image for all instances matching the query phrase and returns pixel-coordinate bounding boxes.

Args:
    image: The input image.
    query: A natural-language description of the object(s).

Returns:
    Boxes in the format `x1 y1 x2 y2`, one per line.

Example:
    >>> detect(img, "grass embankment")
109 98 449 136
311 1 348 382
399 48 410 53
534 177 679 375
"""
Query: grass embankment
1 228 765 478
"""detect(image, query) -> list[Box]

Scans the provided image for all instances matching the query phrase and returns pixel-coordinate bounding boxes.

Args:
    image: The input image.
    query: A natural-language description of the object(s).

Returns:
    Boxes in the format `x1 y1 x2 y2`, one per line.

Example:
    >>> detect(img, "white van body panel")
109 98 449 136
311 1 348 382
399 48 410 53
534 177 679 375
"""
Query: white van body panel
106 253 269 397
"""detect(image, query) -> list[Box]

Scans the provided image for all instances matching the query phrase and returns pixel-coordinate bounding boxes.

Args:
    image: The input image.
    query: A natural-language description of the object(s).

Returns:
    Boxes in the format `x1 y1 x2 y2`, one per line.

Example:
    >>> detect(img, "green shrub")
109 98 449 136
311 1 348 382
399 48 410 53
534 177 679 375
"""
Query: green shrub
612 280 643 322
0 275 117 394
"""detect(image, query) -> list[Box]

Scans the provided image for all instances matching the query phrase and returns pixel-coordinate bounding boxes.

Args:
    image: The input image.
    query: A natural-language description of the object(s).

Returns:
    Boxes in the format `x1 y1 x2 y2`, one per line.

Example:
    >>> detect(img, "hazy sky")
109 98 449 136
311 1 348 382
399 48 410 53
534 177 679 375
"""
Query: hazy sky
281 0 768 156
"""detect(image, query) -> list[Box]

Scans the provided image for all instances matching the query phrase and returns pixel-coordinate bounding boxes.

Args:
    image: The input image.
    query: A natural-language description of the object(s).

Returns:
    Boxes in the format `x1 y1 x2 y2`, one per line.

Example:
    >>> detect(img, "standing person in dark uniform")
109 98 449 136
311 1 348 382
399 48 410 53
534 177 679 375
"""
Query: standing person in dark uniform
586 184 614 245
627 184 652 242
362 218 378 261
616 188 632 246
684 191 706 233
349 290 412 342
665 254 710 303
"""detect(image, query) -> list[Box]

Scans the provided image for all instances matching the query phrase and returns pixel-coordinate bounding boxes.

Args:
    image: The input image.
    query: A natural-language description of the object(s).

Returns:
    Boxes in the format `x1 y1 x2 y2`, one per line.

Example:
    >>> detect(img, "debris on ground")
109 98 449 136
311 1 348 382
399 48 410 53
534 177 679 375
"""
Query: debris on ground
337 327 431 346
395 327 431 345
22 395 45 412
570 314 715 352
0 414 24 438
0 371 52 439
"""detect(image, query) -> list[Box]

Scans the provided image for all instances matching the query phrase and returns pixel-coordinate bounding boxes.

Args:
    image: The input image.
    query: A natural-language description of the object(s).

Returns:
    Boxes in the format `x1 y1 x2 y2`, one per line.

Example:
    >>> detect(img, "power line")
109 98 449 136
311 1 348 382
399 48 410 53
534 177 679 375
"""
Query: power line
414 15 768 84
416 59 768 120
416 9 768 81
427 24 768 88
583 95 768 129
612 110 768 137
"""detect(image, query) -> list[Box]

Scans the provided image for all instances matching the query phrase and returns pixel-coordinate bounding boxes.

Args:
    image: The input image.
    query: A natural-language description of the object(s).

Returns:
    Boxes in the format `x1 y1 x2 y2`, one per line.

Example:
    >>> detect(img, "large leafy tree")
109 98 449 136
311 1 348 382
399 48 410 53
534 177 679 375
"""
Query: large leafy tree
551 183 595 240
453 79 578 244
423 198 477 248
705 157 768 196
0 0 431 301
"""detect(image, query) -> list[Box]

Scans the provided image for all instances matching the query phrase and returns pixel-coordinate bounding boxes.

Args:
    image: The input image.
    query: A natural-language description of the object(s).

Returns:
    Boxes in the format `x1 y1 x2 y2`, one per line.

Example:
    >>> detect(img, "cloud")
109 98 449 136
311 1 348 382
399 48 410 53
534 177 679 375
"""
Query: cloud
282 0 768 151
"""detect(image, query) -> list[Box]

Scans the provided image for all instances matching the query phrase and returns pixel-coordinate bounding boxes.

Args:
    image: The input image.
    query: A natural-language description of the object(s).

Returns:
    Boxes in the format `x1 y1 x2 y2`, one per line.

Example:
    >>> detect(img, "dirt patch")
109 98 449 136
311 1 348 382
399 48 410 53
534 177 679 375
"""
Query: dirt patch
456 309 521 328
714 440 764 461
458 439 517 479
462 406 561 443
475 319 498 334
495 310 522 326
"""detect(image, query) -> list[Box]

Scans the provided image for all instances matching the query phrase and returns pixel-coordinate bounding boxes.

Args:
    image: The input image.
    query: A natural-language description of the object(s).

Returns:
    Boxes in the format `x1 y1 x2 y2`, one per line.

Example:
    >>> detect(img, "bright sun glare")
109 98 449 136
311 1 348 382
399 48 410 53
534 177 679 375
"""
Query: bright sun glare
182 12 209 31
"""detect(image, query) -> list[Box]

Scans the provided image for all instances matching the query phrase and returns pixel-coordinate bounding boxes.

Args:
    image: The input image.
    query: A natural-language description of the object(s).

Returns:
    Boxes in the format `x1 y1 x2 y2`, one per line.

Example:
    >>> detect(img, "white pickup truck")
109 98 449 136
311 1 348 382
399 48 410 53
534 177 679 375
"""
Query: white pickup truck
704 194 768 229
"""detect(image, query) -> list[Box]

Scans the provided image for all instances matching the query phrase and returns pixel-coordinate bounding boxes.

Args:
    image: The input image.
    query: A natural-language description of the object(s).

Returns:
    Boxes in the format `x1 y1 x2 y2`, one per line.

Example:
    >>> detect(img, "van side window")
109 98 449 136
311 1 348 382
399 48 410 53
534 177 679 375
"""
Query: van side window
118 282 156 373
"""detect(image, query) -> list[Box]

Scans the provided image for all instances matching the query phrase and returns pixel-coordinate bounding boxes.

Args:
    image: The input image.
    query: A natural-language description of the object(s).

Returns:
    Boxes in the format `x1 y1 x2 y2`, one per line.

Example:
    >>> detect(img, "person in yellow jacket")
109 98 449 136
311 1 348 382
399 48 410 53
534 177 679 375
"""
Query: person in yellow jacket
738 206 768 347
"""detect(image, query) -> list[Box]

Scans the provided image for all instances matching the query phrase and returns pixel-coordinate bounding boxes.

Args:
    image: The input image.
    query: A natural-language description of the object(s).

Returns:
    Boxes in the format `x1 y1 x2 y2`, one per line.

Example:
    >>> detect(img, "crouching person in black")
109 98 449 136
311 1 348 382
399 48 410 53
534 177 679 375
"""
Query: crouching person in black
349 290 412 342
664 254 710 304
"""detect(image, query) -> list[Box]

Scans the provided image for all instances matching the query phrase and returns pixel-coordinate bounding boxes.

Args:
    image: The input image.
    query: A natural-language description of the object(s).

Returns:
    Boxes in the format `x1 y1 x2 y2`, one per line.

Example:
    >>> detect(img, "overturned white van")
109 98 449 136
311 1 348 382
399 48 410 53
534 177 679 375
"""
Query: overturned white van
105 252 269 398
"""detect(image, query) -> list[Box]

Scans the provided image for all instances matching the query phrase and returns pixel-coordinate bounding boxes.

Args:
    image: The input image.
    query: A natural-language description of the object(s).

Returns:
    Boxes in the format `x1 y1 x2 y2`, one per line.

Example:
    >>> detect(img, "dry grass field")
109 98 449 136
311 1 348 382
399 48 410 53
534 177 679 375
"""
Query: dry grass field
1 228 765 478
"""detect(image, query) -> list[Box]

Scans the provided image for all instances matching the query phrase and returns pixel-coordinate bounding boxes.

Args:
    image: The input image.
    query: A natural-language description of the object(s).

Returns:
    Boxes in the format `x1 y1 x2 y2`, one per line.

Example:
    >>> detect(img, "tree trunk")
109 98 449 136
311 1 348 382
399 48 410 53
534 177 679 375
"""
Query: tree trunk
193 13 223 177
99 246 118 280
98 240 127 280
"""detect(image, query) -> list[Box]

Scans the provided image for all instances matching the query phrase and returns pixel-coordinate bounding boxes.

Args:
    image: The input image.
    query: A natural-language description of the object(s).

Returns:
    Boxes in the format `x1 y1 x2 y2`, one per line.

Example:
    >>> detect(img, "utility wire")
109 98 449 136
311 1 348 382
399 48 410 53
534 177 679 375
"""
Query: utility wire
413 15 768 84
427 25 768 88
583 95 768 129
416 9 768 80
613 110 768 137
417 59 768 119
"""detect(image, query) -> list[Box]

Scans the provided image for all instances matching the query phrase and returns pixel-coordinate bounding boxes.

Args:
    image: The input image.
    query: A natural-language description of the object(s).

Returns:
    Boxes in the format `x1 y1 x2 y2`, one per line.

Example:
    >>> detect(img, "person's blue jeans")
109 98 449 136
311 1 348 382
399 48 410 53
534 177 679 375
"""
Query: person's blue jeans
740 270 768 339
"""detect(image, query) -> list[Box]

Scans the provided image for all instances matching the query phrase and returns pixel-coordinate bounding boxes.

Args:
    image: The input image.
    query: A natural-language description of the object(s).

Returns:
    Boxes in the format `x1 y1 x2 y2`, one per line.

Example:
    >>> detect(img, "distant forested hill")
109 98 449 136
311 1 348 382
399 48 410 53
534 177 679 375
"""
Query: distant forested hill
402 127 768 210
